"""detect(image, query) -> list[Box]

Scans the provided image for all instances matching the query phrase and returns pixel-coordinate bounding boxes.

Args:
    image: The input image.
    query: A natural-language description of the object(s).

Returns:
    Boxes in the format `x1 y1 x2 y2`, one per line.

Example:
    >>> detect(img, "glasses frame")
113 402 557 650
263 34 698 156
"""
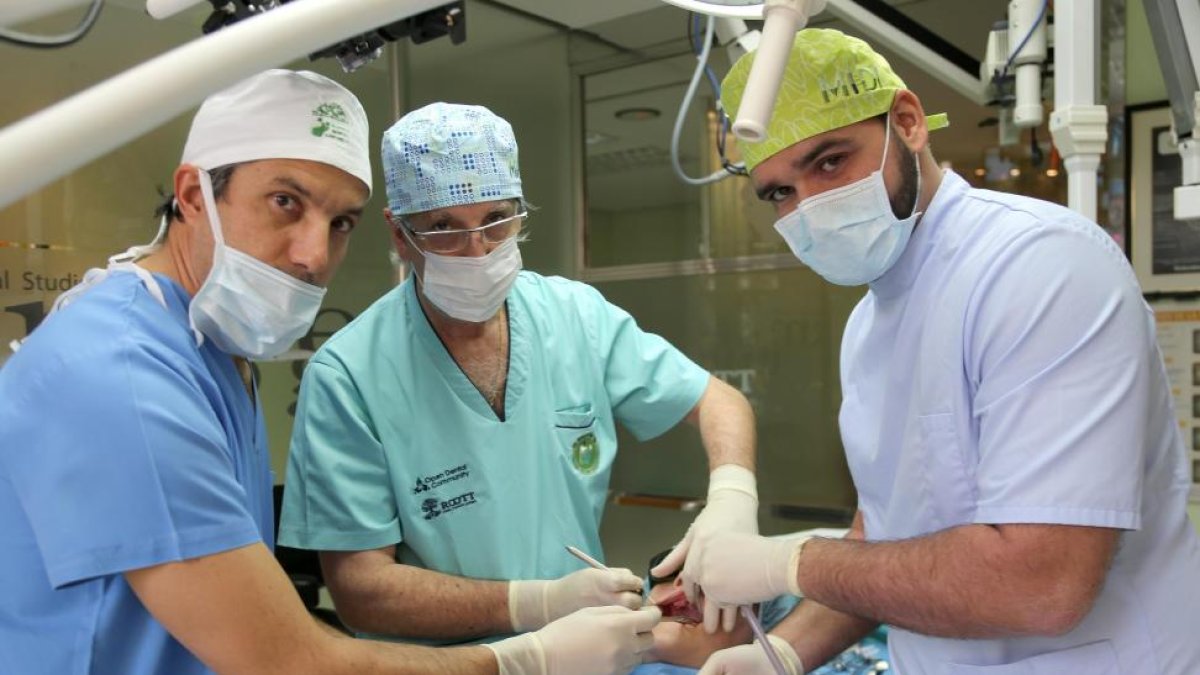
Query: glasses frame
398 211 529 254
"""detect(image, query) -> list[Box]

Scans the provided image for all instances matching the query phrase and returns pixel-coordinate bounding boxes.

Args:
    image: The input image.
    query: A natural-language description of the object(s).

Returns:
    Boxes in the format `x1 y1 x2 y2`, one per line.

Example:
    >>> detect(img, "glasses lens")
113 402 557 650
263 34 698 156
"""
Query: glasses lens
421 231 466 254
483 215 524 243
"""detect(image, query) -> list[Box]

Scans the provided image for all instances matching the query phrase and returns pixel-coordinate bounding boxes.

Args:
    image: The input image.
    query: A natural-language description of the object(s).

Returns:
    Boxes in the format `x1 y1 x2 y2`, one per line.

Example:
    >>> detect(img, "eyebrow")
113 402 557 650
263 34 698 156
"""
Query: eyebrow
753 138 858 200
270 176 364 218
420 203 519 228
270 176 313 200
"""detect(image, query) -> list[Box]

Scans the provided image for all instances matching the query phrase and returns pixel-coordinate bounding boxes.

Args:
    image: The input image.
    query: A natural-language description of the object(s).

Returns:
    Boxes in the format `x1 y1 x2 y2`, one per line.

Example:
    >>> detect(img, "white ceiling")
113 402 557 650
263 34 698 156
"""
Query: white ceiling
490 0 662 29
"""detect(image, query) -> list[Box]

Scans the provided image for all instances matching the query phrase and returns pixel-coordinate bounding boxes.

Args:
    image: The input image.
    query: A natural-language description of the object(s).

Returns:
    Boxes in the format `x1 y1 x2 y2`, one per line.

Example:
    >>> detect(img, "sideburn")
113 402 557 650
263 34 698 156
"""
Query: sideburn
889 134 920 219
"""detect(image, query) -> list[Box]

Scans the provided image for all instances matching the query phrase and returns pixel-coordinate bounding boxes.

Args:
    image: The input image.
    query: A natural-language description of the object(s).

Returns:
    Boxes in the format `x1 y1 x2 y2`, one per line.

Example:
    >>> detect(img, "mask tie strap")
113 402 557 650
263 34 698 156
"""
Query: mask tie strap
189 168 226 347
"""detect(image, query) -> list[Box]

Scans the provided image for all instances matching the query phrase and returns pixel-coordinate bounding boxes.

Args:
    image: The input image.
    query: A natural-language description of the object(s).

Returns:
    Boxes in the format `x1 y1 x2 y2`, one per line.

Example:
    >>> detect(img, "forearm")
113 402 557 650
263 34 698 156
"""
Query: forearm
796 524 1108 638
688 376 756 471
325 556 510 640
318 632 496 675
770 600 876 673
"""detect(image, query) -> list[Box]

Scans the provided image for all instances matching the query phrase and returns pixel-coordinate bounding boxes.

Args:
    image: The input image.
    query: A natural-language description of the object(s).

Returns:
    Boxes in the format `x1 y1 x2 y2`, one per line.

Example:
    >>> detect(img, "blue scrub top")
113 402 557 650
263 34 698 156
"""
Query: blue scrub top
280 272 709 640
841 171 1200 673
0 271 272 675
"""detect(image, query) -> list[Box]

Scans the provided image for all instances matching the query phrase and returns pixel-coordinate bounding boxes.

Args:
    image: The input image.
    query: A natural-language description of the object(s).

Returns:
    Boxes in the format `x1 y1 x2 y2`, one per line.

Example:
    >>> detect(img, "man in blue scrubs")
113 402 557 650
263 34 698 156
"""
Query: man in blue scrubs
680 30 1200 675
0 71 657 675
279 103 760 661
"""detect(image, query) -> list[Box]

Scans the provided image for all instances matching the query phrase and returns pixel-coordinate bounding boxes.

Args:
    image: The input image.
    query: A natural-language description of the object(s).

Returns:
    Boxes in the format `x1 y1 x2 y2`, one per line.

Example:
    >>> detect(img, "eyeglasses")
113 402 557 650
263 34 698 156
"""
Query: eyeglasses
400 212 528 254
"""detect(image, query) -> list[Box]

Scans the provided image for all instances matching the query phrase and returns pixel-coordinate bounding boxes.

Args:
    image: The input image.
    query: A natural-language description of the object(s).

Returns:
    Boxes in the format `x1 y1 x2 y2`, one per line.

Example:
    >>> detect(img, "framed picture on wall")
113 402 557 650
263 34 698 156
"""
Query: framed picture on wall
1128 102 1200 294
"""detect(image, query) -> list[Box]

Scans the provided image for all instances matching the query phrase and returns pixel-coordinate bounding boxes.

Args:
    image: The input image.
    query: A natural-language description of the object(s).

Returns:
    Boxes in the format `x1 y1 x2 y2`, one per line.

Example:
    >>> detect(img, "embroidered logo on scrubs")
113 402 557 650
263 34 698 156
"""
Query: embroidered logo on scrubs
571 433 600 475
412 464 471 494
421 491 478 520
311 102 350 142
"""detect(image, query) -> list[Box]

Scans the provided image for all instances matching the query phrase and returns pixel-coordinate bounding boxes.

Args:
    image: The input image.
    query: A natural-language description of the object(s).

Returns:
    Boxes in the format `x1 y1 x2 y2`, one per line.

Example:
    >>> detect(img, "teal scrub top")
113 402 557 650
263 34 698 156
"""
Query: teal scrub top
280 272 709 588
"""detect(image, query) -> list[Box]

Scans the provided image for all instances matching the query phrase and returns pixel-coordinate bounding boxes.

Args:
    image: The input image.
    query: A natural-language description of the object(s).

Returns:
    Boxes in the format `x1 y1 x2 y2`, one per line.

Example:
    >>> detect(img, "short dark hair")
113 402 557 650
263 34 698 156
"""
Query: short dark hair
154 163 240 222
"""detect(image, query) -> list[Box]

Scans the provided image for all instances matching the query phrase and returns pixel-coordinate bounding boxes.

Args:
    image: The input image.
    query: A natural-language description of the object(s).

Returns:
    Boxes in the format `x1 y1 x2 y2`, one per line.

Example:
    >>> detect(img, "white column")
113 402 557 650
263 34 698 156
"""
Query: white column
1048 0 1108 221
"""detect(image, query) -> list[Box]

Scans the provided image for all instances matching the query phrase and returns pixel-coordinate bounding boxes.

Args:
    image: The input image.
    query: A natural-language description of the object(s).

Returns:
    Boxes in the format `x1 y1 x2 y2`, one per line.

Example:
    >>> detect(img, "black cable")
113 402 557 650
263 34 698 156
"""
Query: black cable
0 0 105 49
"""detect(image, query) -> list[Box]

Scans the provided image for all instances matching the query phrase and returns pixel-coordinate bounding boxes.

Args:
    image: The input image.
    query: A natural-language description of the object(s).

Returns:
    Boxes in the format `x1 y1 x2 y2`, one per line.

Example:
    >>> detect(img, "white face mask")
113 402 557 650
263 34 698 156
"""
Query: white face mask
404 231 523 323
773 116 922 286
189 169 327 360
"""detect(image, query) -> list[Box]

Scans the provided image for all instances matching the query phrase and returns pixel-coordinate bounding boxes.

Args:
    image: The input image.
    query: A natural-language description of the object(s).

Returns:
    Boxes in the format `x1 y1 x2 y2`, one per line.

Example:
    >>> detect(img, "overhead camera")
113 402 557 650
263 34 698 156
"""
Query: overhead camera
192 0 466 72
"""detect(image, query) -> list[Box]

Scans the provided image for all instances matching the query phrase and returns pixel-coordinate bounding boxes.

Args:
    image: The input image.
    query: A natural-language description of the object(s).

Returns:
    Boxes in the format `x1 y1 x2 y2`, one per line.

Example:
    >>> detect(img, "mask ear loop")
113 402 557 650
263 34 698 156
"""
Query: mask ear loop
197 169 226 248
880 111 893 173
109 211 170 265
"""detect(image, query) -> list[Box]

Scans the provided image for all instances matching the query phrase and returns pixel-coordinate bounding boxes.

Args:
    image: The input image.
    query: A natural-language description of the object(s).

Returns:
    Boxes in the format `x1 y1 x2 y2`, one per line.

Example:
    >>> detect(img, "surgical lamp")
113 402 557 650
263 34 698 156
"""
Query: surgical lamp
0 0 461 211
663 0 826 143
147 0 464 73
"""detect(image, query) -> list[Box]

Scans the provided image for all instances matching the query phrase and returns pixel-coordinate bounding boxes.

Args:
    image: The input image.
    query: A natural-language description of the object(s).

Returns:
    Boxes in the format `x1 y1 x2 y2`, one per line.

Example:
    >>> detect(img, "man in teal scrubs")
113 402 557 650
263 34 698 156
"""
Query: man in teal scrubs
279 103 760 659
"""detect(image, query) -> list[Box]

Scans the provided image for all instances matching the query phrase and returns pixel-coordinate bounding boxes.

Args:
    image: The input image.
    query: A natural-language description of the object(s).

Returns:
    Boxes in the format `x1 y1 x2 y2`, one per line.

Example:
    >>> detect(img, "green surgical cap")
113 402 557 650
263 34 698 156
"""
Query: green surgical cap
721 28 949 172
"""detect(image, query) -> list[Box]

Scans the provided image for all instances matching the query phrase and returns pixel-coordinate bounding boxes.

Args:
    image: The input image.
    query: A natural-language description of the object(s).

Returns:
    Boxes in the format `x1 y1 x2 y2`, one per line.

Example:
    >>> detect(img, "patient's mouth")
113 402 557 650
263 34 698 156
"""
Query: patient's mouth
655 588 703 624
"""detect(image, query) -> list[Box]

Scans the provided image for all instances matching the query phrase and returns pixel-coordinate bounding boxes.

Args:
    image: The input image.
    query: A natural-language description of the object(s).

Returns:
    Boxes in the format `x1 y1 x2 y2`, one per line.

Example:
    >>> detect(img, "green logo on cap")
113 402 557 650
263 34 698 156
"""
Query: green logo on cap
572 433 599 475
312 102 350 142
818 65 883 104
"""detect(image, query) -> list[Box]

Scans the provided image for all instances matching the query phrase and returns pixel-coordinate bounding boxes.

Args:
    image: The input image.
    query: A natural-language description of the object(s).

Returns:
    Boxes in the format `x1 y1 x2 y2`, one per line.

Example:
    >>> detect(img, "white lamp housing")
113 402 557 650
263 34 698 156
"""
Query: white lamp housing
732 0 826 142
662 0 826 143
1008 0 1047 128
145 0 209 20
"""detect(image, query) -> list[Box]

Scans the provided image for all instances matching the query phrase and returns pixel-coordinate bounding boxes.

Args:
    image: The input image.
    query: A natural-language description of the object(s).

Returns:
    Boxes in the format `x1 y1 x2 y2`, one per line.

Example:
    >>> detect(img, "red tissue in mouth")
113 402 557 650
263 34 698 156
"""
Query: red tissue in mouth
655 588 703 624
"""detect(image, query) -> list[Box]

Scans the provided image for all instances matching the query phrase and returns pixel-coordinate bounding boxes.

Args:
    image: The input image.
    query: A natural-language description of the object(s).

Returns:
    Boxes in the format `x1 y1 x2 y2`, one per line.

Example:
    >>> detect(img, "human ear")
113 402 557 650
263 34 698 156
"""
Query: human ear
890 90 930 154
173 164 206 223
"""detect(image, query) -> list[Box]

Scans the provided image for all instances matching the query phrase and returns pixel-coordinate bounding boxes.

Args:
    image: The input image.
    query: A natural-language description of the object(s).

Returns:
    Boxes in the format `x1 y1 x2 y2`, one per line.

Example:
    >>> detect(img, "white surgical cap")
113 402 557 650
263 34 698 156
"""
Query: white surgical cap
181 69 372 193
382 102 522 215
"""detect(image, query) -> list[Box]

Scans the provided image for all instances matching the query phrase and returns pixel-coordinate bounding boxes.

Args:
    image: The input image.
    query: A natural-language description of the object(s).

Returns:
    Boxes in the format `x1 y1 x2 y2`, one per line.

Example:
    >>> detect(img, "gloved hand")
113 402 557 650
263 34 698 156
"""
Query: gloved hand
651 464 759 633
509 567 644 631
691 532 811 607
486 605 662 675
697 635 805 675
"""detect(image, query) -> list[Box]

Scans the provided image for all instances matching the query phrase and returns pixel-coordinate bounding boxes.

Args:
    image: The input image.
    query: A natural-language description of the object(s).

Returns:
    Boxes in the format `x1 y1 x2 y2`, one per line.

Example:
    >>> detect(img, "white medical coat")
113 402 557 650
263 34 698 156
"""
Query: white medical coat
841 170 1200 674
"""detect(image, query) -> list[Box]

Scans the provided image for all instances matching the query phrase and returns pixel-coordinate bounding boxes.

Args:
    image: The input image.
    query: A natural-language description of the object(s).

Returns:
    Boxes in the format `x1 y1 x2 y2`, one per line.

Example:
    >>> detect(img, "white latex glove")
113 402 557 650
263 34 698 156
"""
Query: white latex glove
509 567 644 631
651 464 759 633
486 605 662 675
692 531 811 607
697 635 805 675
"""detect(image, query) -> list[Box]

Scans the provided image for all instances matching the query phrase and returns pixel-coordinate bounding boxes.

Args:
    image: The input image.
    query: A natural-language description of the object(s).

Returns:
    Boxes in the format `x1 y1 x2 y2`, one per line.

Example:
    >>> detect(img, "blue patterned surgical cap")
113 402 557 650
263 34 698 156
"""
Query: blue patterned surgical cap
383 102 523 215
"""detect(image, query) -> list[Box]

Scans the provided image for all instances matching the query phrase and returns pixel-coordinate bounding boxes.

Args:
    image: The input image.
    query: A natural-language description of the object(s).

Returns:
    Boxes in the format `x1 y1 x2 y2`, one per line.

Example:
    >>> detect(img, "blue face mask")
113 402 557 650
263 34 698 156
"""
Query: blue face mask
189 169 327 360
773 116 922 286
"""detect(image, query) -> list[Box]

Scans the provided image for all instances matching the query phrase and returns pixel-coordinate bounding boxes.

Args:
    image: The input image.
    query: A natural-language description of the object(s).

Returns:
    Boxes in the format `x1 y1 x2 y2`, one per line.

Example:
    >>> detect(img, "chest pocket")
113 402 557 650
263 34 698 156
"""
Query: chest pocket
945 640 1120 674
554 405 600 477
